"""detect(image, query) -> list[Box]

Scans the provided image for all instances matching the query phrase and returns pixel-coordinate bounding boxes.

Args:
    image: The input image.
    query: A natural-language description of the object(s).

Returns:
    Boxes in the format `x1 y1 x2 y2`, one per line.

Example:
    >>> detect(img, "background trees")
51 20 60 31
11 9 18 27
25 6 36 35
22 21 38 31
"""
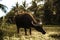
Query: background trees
0 4 8 40
0 4 7 25
1 0 60 25
44 0 53 24
53 0 60 24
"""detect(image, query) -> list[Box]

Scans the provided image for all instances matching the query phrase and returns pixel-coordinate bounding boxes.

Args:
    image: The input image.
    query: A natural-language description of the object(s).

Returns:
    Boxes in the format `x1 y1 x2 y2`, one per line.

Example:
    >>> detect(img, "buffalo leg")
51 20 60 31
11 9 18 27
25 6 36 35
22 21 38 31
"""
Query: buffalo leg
24 28 27 35
17 27 19 33
30 27 31 35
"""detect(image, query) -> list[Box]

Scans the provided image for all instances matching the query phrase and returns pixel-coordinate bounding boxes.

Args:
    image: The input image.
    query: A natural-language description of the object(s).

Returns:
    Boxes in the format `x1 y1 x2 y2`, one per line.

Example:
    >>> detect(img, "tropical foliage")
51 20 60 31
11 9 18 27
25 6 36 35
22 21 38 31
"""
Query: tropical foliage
0 4 7 13
1 0 60 25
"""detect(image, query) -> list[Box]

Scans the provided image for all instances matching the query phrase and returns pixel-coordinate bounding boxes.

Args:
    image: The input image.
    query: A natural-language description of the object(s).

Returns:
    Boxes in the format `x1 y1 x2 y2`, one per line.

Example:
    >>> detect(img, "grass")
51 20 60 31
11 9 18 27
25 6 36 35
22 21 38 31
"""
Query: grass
0 24 60 40
49 34 60 38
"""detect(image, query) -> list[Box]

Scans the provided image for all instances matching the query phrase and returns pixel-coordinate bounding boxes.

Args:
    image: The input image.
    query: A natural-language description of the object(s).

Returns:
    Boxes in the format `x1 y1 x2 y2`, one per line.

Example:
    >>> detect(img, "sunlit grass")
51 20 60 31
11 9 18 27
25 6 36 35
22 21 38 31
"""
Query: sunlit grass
0 24 60 40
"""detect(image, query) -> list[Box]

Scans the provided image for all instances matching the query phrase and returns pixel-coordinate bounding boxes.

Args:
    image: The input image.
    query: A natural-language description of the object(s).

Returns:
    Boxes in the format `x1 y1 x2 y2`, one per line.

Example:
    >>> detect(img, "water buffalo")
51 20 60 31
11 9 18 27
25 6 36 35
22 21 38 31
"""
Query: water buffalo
15 13 46 35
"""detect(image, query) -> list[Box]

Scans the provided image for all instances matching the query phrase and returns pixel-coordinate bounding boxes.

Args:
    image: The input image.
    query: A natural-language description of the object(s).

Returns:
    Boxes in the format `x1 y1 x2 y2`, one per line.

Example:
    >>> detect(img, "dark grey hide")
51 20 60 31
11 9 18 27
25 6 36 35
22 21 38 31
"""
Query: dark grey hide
15 14 46 35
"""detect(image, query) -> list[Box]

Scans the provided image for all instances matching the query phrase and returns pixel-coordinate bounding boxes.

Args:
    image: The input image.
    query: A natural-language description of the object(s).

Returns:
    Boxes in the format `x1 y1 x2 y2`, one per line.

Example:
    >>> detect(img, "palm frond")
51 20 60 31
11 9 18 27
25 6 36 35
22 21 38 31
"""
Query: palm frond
0 4 8 13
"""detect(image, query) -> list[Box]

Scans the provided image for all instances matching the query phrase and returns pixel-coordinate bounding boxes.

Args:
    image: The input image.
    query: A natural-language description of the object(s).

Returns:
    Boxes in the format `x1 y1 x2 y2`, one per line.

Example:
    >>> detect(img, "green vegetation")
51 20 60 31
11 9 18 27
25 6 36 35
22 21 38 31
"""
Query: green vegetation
1 0 60 25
